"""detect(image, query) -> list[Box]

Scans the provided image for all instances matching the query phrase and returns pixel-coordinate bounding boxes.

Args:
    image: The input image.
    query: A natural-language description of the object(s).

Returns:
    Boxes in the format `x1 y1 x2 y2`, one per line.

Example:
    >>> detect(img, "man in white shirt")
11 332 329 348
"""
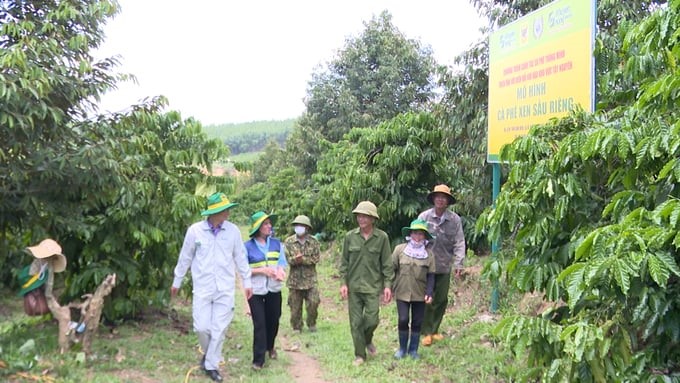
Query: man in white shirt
171 192 253 382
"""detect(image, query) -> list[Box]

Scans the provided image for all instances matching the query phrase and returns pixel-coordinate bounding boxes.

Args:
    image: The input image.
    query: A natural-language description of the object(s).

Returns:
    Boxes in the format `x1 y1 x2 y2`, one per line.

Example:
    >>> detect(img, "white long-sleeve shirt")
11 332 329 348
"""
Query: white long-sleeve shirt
173 220 252 298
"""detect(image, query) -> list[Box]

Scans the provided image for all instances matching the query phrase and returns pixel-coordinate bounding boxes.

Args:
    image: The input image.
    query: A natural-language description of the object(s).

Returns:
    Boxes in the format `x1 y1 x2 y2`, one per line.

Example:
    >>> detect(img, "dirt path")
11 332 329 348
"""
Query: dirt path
280 335 331 383
238 272 332 383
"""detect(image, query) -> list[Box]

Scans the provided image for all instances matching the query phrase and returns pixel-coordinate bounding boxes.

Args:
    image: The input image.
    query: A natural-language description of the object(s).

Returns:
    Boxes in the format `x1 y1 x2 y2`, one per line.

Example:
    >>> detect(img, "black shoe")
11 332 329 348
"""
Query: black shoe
205 369 223 382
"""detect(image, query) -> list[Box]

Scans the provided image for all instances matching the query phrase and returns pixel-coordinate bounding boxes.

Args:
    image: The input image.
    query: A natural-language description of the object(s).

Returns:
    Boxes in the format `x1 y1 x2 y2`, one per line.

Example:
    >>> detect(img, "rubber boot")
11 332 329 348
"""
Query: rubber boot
394 331 409 359
408 332 421 359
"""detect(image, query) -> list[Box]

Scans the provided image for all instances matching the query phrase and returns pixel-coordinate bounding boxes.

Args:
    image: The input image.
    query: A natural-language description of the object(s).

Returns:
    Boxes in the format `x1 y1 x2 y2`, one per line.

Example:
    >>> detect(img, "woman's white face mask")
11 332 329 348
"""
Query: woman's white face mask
294 225 306 236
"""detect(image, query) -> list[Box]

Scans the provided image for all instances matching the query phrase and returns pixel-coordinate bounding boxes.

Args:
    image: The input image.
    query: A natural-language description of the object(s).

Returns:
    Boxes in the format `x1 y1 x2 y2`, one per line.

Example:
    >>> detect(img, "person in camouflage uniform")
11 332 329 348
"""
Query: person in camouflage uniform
284 215 321 333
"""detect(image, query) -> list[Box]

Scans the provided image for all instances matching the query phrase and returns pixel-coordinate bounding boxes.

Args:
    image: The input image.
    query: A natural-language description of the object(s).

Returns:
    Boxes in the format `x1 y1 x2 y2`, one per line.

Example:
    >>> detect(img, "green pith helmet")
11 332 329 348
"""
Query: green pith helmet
401 218 434 239
291 215 312 229
352 201 379 219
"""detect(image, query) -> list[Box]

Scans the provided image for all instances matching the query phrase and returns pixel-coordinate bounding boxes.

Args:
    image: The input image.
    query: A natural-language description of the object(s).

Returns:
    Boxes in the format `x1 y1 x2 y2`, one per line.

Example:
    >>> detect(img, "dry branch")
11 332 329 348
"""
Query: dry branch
40 259 116 355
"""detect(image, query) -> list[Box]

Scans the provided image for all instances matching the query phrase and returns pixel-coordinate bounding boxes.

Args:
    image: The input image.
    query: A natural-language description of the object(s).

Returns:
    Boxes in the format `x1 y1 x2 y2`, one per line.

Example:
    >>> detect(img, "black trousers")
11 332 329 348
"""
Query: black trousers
248 291 282 366
396 300 425 333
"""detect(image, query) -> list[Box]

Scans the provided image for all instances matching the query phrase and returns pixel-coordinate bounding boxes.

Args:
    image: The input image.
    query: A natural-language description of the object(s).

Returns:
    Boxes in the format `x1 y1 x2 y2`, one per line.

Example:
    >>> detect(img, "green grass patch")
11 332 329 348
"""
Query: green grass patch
202 120 295 140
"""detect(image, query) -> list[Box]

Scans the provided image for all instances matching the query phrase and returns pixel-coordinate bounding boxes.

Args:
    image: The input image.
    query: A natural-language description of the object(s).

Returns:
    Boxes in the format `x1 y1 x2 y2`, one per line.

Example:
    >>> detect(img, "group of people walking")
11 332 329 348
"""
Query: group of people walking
171 184 465 381
340 184 466 365
170 193 322 382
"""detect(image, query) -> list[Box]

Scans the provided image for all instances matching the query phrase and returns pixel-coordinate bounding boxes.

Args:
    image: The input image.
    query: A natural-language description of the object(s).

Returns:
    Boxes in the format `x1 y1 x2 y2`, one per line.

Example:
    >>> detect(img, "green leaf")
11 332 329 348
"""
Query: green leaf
75 352 86 364
559 263 586 309
575 231 596 261
654 251 680 277
647 253 670 287
18 339 36 355
612 258 633 295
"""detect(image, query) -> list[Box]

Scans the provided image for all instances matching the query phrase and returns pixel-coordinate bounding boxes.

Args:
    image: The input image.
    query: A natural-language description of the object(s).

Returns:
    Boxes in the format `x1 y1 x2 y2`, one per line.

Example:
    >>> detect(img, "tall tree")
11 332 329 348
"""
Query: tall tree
289 10 437 175
312 112 454 240
1 0 231 318
1 0 124 280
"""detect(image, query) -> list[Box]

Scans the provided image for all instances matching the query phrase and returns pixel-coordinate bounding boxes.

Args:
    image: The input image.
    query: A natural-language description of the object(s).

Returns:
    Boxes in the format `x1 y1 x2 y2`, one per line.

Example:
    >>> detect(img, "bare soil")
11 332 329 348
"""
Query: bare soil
280 335 332 383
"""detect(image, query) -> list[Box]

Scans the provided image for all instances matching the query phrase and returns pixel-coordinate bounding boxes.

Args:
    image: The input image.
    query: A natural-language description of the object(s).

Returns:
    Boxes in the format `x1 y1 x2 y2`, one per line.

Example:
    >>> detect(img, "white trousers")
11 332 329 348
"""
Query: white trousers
192 291 235 370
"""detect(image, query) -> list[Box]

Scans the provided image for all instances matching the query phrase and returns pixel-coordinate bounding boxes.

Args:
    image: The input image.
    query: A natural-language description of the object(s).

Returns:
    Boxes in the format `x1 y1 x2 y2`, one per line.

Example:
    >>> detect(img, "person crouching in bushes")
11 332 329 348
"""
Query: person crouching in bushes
244 211 287 370
391 219 435 360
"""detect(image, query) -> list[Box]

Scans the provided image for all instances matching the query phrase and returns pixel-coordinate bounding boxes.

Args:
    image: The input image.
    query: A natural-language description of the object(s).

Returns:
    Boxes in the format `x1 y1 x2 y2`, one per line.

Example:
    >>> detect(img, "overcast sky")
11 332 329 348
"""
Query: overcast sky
95 0 486 125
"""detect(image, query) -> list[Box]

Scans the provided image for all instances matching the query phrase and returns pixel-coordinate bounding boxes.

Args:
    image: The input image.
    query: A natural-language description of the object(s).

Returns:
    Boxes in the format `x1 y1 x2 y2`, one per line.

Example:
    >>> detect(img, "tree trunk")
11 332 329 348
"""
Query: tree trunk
43 260 71 354
80 274 116 354
41 259 116 355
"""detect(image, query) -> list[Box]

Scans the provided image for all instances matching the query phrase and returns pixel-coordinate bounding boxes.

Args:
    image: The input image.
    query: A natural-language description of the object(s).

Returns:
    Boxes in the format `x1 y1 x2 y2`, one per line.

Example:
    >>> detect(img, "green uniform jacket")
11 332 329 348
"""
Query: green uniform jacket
391 243 436 302
284 234 321 290
340 227 393 294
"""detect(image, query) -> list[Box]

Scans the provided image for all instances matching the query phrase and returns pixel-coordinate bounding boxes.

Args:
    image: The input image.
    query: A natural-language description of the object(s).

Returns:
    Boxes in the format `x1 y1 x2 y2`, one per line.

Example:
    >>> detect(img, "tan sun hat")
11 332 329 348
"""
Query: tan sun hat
426 184 456 205
27 238 67 273
352 201 379 219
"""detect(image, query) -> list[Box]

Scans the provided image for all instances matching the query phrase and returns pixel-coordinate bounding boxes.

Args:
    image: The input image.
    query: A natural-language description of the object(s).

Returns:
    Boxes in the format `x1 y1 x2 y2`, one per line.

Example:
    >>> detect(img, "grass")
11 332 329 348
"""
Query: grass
1 243 519 383
230 151 262 163
302 250 516 383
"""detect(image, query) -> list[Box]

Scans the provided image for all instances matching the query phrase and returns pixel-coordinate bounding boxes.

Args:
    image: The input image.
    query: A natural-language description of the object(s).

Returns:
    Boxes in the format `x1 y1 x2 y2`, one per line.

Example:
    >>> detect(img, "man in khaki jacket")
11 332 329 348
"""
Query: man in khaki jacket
418 185 466 347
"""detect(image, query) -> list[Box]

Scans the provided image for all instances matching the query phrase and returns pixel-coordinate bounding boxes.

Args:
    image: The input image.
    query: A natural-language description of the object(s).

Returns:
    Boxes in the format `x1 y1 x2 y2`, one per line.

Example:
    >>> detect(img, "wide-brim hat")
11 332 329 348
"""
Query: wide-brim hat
426 184 456 205
401 219 434 239
249 211 277 237
291 215 312 229
17 265 48 296
352 201 379 219
201 192 239 216
27 238 67 273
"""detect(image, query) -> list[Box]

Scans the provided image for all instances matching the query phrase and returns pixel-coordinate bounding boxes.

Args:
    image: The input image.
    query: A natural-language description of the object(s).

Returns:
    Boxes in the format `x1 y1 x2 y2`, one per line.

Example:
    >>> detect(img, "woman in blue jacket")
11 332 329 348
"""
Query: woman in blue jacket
244 211 287 370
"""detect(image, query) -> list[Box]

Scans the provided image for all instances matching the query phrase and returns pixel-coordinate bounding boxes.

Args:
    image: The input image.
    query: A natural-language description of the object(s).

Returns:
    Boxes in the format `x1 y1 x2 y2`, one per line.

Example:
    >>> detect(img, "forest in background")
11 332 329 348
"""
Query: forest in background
203 119 294 155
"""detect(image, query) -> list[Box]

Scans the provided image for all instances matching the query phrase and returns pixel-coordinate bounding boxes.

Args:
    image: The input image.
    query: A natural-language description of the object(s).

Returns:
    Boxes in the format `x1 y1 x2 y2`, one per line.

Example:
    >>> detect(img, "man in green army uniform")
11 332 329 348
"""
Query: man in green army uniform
284 215 321 333
339 201 393 366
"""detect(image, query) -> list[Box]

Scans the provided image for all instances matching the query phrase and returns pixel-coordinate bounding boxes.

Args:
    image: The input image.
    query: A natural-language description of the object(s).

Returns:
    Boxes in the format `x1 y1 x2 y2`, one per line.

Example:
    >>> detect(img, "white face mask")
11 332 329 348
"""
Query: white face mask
294 226 306 236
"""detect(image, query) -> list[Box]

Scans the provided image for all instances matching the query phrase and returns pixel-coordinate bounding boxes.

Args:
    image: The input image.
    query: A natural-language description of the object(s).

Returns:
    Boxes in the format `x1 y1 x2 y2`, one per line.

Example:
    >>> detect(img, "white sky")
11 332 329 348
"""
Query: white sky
95 0 486 125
